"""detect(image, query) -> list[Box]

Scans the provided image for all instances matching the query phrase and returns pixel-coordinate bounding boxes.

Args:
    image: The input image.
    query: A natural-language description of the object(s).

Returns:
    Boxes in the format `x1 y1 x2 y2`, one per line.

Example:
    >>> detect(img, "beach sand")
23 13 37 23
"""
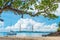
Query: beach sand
0 36 60 40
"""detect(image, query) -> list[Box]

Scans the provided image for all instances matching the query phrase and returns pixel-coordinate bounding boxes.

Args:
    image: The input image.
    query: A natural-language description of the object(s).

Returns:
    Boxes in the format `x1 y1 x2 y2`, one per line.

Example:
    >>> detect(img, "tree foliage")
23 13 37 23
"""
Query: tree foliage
0 0 60 19
58 22 60 32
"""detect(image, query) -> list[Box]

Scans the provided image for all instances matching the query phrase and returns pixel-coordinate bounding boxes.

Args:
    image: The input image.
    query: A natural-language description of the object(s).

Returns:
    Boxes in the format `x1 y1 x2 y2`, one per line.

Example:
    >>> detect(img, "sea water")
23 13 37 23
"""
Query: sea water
0 32 50 37
16 33 50 37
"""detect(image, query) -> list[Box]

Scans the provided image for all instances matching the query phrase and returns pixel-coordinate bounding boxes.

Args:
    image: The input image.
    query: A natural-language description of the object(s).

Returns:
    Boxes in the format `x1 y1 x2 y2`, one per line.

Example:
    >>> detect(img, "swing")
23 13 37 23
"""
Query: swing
0 15 4 22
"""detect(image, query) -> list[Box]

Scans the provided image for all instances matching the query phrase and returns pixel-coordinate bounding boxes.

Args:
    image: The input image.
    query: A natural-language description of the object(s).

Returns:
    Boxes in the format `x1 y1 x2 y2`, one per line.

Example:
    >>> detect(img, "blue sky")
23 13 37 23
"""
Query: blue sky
1 10 60 28
1 11 20 27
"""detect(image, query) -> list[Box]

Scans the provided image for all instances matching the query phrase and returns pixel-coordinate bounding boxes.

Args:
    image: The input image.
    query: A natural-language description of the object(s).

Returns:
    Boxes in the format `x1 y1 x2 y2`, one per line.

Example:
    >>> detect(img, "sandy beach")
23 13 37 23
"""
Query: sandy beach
0 36 60 40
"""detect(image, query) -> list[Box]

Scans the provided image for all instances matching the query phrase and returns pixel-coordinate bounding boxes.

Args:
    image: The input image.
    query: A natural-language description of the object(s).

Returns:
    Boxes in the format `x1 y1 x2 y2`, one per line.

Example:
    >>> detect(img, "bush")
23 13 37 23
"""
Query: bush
57 27 60 32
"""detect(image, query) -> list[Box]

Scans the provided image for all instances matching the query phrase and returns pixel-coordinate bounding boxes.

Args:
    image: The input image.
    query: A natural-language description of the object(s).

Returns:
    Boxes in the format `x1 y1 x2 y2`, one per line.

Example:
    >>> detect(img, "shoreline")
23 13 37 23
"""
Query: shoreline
0 36 60 40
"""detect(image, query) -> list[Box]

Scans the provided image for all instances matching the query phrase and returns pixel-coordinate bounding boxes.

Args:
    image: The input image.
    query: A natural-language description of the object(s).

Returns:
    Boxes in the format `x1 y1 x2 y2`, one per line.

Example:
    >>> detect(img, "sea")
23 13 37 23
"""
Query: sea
0 32 50 37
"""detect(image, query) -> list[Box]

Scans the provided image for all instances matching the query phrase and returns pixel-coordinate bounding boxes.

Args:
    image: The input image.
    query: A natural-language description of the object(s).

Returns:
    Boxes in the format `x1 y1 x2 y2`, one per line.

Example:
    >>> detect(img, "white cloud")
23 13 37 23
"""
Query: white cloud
35 23 58 32
0 18 58 33
5 18 58 32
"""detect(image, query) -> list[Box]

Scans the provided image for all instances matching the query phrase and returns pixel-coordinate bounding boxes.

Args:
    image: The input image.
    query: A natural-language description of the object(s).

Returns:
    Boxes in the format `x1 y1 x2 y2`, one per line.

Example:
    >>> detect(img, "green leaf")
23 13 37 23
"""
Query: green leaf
47 14 58 19
0 0 3 7
12 0 22 8
30 8 34 10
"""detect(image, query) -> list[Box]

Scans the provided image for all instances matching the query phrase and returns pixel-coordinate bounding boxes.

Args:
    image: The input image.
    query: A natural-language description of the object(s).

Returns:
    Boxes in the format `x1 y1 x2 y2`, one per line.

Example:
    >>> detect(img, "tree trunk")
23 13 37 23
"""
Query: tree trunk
32 25 33 32
21 13 23 18
0 8 3 13
20 24 21 32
